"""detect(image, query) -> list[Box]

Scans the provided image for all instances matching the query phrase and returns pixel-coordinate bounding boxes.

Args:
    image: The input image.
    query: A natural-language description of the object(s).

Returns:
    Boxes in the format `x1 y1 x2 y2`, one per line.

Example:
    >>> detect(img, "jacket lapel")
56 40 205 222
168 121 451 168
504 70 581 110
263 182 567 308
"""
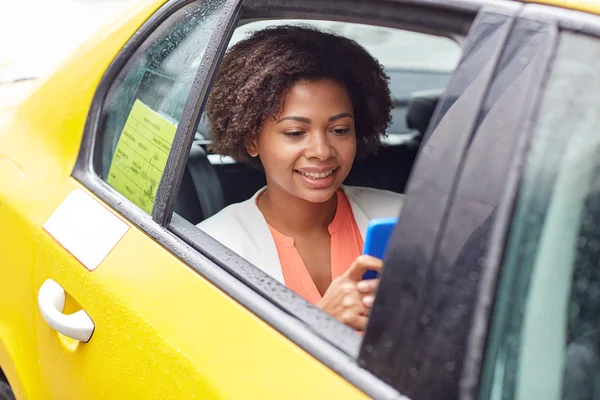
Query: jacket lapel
242 187 285 283
343 186 369 240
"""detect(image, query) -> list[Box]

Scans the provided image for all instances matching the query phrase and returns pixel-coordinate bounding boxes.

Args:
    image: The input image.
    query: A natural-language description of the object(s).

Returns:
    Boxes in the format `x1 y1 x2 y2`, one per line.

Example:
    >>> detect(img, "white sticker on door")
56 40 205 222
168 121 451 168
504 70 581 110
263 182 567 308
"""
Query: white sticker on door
43 188 130 271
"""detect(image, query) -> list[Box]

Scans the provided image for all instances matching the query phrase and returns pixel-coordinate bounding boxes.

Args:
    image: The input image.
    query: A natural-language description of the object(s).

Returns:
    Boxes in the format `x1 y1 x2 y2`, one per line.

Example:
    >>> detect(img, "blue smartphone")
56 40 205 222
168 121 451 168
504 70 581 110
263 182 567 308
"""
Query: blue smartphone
362 217 398 280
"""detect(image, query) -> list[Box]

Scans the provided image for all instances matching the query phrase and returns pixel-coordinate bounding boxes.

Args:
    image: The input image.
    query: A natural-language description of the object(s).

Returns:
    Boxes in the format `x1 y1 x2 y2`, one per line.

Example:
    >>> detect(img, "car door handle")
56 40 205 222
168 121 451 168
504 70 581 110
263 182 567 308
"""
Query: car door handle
38 279 95 343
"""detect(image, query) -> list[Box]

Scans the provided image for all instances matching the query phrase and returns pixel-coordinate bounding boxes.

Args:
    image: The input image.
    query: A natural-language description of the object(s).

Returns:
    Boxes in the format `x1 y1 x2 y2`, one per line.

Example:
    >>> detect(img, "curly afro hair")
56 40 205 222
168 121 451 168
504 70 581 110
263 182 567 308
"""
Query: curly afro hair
205 25 392 163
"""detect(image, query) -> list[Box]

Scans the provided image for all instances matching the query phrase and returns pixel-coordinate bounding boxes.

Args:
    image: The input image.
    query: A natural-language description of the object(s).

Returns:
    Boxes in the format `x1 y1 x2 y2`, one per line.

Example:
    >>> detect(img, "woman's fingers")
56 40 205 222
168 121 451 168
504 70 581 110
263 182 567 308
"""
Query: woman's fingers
341 313 369 331
345 255 384 282
318 278 365 324
362 294 375 308
358 279 380 308
357 278 380 294
319 266 381 330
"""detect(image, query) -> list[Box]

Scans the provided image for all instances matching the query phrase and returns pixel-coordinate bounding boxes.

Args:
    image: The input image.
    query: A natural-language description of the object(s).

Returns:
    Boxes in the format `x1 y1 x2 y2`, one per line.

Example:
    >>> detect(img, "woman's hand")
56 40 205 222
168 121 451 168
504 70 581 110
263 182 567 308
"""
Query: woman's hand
317 255 382 331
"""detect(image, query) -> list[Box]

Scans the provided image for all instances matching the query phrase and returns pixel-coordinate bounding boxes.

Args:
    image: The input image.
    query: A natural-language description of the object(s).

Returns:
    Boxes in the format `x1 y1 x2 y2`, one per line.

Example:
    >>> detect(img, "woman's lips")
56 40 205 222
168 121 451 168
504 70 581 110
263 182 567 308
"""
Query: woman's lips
294 167 338 189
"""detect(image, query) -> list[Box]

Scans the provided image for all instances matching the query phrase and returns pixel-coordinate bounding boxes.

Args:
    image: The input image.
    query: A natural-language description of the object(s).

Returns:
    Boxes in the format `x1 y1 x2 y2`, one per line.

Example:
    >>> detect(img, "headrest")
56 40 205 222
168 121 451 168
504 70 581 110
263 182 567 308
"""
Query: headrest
406 88 443 137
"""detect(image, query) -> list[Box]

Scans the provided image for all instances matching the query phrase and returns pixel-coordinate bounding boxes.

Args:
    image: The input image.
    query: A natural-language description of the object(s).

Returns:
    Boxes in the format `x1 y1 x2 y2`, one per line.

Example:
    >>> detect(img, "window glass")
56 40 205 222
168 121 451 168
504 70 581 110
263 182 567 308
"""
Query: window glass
98 0 226 213
479 31 600 400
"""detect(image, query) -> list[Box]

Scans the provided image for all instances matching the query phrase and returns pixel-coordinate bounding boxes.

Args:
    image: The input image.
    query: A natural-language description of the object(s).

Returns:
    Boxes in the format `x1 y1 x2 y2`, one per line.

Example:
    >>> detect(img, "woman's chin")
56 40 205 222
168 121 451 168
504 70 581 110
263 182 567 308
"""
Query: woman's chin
294 186 340 204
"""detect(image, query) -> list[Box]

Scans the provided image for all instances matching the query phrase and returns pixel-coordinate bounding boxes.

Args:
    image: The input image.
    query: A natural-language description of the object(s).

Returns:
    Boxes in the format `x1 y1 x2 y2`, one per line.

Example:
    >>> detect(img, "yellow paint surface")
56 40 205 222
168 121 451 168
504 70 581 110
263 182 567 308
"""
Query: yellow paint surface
0 0 371 398
525 0 600 15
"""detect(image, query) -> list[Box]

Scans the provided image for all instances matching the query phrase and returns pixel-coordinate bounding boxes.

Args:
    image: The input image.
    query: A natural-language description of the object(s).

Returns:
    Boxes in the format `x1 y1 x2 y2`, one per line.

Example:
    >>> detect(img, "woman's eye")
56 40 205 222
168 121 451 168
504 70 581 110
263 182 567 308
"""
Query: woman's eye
284 131 304 137
331 128 350 135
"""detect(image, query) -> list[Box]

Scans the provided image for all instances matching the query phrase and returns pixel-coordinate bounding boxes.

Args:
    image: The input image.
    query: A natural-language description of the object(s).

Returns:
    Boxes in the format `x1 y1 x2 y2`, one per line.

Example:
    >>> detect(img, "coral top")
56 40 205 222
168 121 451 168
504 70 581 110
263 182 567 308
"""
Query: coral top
267 190 364 304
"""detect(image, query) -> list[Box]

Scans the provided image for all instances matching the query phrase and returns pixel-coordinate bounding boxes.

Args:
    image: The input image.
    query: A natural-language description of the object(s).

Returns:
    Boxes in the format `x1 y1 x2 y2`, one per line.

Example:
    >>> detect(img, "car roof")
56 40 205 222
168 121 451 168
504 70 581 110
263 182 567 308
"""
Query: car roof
524 0 600 15
380 0 600 16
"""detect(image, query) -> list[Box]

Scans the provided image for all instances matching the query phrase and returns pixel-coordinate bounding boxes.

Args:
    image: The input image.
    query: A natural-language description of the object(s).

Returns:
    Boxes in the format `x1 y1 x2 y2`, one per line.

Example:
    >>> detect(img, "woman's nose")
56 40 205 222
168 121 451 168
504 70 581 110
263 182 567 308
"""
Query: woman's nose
305 131 334 160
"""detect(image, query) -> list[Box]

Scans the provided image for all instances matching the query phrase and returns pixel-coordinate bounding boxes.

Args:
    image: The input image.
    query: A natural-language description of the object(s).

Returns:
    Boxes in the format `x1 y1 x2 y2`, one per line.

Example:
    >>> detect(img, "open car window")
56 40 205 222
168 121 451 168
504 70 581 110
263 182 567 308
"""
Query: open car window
182 20 464 225
171 14 466 354
173 17 469 239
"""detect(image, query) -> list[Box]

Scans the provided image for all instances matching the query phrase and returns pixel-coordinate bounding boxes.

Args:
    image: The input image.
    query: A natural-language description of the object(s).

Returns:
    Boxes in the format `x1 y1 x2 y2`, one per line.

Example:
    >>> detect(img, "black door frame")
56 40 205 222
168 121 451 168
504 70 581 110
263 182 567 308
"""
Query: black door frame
359 2 523 395
463 4 600 400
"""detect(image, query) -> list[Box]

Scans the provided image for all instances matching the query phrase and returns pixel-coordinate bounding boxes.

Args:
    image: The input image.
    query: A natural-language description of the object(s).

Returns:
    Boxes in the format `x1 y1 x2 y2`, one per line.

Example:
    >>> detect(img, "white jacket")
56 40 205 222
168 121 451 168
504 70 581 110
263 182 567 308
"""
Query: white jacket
197 186 404 283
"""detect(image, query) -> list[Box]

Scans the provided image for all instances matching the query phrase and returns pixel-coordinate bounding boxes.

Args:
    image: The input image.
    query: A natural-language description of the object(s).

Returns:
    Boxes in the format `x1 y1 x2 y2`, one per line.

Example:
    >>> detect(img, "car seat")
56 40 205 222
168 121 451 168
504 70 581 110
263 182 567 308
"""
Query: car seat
173 143 224 224
344 89 441 192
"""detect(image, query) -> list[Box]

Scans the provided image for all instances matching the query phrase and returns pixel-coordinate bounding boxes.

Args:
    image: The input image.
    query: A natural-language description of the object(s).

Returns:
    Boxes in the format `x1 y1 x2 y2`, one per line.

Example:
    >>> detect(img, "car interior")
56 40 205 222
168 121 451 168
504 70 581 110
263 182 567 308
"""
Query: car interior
173 19 460 225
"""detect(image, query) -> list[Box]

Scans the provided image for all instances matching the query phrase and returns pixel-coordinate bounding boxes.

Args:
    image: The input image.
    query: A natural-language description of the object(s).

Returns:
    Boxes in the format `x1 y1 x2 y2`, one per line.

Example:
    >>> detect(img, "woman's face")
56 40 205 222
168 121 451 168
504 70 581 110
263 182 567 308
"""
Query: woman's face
250 79 357 204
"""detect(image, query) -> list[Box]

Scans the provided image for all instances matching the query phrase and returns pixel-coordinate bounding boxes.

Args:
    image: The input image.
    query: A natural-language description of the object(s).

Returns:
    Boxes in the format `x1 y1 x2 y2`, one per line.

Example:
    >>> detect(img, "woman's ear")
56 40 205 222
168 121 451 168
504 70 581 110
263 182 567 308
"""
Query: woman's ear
247 139 259 157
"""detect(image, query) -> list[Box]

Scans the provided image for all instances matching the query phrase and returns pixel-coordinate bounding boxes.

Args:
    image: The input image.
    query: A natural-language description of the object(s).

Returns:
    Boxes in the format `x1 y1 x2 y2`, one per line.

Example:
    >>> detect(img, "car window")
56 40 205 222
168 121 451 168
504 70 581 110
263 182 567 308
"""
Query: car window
173 19 463 224
97 1 224 214
170 14 466 352
478 31 600 400
177 18 464 221
182 20 463 224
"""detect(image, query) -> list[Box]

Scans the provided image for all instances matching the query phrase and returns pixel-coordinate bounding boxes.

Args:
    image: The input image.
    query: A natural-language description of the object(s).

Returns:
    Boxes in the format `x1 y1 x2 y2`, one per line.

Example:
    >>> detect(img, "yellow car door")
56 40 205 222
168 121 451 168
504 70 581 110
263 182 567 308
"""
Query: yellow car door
15 0 371 398
2 0 554 398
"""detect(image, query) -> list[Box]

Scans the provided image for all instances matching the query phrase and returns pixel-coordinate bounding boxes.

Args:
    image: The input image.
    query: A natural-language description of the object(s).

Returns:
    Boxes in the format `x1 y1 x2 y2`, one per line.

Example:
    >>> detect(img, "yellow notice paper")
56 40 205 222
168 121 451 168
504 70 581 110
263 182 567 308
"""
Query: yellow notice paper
107 99 176 214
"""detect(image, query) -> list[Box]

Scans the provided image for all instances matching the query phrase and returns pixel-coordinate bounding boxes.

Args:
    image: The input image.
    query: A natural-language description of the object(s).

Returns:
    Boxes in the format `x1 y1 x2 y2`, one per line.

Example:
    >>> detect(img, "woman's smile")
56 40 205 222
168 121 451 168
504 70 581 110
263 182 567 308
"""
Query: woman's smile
294 167 339 188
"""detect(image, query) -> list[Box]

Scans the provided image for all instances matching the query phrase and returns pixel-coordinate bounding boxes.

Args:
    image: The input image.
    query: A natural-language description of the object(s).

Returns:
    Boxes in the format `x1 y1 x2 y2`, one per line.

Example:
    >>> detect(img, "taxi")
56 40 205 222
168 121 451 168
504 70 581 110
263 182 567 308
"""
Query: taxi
2 0 600 399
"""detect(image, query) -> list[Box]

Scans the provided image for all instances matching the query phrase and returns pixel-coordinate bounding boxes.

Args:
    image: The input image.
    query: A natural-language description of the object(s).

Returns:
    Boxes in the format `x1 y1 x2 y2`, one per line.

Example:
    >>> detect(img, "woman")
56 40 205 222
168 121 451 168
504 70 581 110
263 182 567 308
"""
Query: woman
198 25 403 331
